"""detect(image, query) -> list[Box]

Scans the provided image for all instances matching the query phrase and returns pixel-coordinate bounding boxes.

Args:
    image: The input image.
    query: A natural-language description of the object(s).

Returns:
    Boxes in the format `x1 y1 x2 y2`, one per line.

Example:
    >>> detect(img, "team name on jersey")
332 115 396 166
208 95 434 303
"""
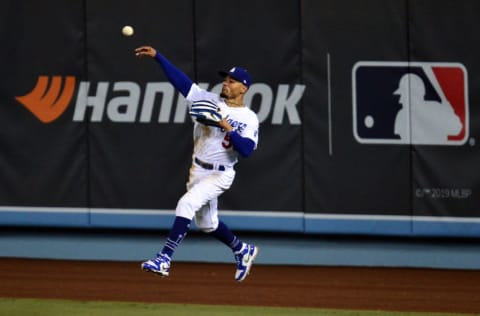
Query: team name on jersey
226 116 248 133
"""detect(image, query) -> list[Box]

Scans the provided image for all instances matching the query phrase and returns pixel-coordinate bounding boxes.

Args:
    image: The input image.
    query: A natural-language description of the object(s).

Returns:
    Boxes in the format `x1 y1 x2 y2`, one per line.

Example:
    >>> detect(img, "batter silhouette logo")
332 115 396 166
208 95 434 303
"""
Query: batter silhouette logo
352 62 469 145
15 76 76 123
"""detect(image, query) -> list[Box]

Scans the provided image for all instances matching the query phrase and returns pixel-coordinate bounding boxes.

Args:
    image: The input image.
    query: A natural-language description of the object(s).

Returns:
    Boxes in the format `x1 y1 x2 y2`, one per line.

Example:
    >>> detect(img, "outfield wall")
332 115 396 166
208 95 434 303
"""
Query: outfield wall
1 1 479 237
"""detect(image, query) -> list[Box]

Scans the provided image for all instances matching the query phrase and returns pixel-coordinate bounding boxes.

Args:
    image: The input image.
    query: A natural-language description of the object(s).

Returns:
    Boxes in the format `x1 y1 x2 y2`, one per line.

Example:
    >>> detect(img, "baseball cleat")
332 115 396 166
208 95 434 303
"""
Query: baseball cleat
141 253 171 277
234 243 259 282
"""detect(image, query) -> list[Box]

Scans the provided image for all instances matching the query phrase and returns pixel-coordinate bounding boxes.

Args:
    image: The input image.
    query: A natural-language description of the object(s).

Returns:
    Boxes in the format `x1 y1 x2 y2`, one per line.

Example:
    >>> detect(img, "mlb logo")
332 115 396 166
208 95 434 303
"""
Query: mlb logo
352 62 469 145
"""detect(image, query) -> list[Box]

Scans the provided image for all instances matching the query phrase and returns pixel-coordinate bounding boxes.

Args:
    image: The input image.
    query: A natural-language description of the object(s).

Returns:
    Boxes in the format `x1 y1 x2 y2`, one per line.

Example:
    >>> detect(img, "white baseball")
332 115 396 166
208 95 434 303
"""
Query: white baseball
122 25 134 37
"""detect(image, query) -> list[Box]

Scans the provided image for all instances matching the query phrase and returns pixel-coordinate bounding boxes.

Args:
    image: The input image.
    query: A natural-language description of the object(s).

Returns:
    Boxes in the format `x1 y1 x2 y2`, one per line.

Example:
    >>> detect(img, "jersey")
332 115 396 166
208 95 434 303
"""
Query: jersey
186 84 259 167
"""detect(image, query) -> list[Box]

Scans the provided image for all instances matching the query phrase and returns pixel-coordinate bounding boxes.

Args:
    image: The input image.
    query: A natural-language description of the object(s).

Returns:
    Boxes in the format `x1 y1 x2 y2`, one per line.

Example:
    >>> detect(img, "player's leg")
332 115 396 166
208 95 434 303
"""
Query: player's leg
196 202 242 252
142 167 233 276
195 197 259 282
140 215 192 277
141 165 203 276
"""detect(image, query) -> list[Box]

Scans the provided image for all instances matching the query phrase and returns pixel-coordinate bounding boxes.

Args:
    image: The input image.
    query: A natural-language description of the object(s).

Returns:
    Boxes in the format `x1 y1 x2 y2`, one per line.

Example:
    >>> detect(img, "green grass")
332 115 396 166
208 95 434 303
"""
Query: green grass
0 298 473 316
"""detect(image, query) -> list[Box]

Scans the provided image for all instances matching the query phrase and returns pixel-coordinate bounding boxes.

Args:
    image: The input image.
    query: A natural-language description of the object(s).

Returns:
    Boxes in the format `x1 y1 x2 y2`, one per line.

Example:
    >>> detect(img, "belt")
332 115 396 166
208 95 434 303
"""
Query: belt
194 157 226 171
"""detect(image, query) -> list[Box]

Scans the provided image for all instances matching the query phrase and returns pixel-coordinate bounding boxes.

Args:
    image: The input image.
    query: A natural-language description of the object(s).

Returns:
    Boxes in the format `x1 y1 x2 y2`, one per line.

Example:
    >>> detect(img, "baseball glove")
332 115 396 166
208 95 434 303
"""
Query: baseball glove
189 100 223 127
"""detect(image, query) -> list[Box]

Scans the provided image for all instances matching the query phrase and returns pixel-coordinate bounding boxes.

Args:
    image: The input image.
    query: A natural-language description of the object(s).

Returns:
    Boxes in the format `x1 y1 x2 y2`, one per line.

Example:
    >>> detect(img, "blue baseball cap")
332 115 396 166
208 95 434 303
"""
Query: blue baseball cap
219 66 252 88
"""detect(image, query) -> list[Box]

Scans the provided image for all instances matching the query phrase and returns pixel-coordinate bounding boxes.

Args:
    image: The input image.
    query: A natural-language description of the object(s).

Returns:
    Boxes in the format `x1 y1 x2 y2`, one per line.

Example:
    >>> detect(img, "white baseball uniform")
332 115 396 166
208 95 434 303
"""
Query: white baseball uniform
175 84 259 232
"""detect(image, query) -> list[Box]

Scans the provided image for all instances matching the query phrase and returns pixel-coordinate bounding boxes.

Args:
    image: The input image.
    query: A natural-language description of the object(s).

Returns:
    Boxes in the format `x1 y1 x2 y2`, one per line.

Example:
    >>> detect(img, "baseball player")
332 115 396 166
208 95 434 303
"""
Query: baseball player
135 46 259 282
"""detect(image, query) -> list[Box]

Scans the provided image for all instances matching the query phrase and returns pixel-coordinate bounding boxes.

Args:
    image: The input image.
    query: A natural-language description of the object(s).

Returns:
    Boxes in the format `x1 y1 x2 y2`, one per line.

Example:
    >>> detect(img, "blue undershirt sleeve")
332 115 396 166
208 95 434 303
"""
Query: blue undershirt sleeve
155 52 193 97
228 131 255 158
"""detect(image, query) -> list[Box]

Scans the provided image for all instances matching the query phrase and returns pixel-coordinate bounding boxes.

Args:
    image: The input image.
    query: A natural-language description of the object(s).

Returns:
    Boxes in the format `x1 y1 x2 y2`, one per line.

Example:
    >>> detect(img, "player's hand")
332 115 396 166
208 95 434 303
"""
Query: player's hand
218 118 233 132
135 46 157 58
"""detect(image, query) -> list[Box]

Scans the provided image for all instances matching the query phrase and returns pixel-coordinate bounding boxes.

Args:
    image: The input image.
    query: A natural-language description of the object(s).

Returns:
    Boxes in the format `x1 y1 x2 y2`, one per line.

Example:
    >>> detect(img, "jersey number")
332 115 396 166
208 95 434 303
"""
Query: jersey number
222 133 232 149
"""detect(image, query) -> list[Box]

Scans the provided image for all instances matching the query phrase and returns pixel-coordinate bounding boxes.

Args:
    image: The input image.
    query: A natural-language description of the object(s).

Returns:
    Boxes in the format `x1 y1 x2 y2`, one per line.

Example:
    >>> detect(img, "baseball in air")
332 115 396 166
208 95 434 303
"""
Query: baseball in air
122 25 134 37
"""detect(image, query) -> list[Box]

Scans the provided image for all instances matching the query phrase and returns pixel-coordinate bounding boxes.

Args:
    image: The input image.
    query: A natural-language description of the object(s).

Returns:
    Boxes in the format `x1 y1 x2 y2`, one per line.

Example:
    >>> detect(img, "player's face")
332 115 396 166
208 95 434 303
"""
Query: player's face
221 76 247 99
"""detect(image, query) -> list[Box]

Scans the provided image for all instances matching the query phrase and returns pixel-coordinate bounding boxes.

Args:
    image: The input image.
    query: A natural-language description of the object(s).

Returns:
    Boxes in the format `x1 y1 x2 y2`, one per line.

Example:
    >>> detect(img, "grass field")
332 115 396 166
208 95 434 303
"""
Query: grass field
0 298 474 316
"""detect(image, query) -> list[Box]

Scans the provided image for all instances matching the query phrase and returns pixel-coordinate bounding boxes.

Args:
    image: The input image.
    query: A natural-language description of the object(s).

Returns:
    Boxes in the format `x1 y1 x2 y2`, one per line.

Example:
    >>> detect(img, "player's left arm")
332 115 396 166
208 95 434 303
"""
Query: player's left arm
229 131 255 158
218 119 256 158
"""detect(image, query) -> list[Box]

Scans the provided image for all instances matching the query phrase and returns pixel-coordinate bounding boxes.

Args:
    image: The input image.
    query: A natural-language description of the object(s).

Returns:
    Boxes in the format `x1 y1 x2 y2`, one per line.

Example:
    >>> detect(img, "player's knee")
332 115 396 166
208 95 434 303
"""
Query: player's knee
195 216 219 233
198 226 216 233
175 197 196 219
